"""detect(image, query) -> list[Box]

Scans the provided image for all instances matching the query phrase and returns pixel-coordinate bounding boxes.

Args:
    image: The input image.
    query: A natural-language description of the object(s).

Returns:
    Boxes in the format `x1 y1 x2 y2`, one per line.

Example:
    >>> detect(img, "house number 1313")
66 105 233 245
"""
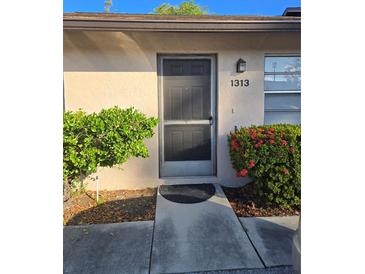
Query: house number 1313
231 79 249 87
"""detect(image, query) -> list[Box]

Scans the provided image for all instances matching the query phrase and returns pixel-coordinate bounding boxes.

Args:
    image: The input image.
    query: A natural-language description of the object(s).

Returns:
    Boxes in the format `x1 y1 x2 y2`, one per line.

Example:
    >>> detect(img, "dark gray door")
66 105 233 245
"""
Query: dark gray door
159 57 216 177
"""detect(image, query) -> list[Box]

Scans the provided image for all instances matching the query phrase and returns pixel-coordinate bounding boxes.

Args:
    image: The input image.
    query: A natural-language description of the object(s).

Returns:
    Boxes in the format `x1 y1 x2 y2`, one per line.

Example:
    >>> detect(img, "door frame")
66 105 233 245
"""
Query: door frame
157 54 217 178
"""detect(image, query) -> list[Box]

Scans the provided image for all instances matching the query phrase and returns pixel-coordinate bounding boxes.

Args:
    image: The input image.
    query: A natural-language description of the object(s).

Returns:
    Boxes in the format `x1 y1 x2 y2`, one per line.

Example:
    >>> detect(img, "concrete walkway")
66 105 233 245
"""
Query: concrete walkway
63 221 154 274
63 186 299 274
184 265 294 274
240 216 299 267
150 184 264 273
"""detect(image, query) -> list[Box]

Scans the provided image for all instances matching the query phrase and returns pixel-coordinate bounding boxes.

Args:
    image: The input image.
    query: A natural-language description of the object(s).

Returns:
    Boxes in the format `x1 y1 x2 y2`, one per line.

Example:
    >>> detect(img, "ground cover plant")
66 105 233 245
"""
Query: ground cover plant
228 124 301 209
63 106 158 198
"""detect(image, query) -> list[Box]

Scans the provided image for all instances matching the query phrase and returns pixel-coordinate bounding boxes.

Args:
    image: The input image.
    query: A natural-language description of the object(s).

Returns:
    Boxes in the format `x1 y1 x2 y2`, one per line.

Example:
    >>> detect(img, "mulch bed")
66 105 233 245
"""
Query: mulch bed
63 188 157 225
222 183 300 217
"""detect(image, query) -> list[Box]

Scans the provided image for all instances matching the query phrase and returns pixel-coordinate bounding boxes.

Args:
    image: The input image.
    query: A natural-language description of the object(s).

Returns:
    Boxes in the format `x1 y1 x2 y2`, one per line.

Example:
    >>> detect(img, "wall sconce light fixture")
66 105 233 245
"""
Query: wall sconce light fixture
236 58 246 73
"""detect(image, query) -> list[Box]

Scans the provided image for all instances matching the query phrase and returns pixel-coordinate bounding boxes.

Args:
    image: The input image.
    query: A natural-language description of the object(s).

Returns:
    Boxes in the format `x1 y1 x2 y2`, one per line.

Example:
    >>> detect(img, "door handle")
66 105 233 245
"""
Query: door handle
209 116 213 125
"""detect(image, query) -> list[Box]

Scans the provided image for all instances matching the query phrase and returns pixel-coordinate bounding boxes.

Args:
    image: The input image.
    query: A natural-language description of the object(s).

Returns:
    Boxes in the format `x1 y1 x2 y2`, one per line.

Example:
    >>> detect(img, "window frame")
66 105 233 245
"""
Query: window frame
264 54 301 124
264 54 301 94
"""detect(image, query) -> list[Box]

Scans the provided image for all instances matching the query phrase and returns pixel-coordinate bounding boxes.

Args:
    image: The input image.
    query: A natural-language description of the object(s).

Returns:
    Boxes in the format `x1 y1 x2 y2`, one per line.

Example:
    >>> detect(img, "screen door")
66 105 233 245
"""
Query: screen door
159 56 216 177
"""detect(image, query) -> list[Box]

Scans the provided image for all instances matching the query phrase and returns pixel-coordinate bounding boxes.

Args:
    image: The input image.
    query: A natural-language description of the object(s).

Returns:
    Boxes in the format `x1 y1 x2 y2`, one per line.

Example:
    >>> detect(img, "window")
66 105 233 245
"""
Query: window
264 56 301 125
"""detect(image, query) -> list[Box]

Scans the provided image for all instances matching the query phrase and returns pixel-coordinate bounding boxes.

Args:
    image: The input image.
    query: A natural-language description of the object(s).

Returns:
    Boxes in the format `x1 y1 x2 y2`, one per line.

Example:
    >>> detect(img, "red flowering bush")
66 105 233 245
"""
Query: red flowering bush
228 124 301 208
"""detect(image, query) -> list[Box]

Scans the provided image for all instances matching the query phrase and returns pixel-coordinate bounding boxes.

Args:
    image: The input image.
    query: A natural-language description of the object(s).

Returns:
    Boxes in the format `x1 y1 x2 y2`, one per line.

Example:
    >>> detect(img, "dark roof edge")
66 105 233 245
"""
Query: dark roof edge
282 7 301 16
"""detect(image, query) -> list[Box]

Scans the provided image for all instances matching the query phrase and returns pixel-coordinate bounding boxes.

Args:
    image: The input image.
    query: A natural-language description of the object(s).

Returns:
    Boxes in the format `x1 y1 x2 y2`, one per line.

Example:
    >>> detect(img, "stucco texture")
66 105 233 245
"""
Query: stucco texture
63 30 300 190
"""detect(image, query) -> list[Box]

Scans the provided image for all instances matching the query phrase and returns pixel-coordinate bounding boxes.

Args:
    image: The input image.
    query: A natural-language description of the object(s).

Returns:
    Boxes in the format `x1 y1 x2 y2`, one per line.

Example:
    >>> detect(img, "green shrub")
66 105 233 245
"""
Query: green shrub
63 106 159 189
154 0 208 15
228 124 301 208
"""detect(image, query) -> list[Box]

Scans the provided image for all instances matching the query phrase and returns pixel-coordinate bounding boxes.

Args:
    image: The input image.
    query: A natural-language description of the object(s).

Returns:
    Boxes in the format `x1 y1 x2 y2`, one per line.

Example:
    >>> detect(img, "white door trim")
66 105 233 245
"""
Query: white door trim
157 54 217 178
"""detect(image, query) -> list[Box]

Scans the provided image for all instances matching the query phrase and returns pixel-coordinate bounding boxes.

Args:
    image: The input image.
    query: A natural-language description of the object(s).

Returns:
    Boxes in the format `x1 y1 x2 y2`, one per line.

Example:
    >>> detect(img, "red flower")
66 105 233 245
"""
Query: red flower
231 139 239 150
255 140 263 149
248 160 255 169
269 139 275 144
249 129 257 140
237 169 248 177
269 127 275 132
282 168 289 175
281 140 288 146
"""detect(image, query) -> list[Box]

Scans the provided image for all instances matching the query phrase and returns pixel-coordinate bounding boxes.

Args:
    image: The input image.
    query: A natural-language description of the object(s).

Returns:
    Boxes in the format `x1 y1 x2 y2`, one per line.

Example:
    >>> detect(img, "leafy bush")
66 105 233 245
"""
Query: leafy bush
228 124 301 208
63 106 159 190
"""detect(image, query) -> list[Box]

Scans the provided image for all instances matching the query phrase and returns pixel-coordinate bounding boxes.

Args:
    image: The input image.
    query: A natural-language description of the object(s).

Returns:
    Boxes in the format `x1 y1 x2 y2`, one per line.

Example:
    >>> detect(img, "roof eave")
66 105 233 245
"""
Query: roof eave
63 19 300 32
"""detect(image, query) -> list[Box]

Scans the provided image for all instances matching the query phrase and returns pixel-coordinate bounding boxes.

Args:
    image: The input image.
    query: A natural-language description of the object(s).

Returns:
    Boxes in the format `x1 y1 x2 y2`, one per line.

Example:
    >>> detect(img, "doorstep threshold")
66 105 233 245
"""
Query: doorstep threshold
159 176 219 185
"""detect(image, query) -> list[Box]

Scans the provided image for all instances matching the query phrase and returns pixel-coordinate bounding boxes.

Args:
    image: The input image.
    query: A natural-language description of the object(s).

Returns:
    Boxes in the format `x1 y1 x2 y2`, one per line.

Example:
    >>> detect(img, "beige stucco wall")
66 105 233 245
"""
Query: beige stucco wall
64 30 300 190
